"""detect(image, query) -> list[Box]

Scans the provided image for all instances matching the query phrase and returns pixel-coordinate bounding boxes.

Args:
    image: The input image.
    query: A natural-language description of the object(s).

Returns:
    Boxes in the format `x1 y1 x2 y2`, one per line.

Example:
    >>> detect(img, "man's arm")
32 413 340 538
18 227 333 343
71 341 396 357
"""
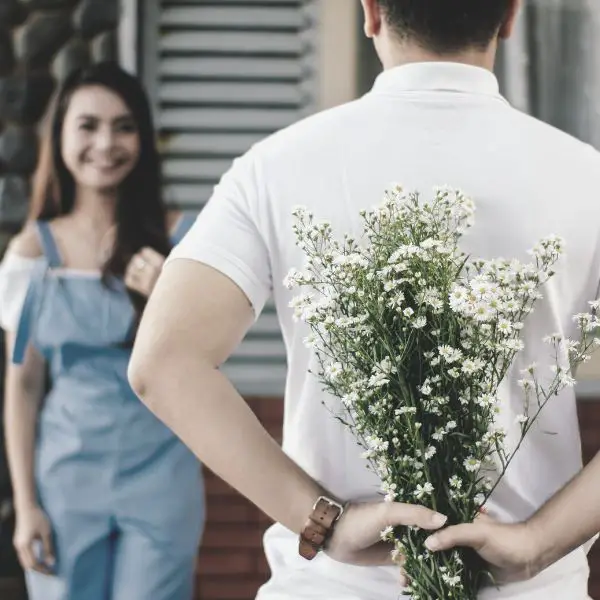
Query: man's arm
425 452 600 581
128 259 447 565
128 259 321 534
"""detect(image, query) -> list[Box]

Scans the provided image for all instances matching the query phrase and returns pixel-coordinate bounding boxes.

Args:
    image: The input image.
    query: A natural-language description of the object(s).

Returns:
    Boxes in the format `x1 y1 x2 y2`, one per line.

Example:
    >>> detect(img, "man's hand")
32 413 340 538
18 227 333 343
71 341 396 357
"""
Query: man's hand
326 501 447 566
424 514 541 583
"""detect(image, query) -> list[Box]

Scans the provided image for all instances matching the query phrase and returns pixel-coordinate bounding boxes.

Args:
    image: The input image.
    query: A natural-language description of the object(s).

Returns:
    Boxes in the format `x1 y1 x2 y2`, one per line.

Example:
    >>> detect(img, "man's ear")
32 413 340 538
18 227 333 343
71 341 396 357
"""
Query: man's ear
499 0 521 39
361 0 383 39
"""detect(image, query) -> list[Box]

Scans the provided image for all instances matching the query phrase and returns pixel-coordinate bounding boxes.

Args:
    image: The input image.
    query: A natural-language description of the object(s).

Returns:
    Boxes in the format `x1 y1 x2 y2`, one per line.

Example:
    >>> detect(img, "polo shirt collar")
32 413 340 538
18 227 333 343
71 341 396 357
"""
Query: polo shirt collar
371 61 505 101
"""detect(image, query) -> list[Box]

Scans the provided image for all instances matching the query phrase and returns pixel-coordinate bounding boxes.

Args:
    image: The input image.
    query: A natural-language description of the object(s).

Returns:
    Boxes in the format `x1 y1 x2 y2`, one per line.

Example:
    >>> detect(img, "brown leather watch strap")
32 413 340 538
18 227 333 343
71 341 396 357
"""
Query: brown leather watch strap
299 496 345 560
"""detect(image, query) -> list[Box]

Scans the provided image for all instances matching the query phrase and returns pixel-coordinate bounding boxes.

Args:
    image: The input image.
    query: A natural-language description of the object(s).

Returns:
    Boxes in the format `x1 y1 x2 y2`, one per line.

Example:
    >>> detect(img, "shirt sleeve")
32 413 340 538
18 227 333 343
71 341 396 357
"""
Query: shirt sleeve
166 148 272 318
0 253 40 333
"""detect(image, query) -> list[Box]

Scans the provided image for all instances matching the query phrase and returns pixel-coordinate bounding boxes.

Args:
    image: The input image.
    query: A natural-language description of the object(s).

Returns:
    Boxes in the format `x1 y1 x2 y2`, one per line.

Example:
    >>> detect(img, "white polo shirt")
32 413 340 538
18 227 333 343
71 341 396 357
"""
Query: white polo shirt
169 62 600 599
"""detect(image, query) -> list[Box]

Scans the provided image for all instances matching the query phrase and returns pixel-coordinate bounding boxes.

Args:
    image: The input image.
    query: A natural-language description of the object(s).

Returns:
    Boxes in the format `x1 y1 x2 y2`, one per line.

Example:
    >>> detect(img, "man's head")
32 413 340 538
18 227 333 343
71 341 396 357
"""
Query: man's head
361 0 520 65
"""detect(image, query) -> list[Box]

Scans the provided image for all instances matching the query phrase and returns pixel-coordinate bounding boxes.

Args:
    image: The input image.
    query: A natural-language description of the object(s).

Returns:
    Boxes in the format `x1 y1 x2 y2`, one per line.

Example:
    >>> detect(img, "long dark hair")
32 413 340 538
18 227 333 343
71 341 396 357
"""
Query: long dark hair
29 62 171 324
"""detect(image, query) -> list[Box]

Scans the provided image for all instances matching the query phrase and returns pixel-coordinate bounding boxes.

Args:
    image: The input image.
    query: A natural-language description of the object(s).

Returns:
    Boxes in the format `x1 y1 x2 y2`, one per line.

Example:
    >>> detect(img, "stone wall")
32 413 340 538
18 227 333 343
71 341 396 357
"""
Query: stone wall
0 0 122 583
0 0 121 231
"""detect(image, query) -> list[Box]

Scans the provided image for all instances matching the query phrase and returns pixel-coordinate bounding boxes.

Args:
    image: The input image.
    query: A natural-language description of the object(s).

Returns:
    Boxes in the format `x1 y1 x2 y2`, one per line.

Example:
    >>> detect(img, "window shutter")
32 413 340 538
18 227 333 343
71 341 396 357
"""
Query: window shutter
140 0 318 395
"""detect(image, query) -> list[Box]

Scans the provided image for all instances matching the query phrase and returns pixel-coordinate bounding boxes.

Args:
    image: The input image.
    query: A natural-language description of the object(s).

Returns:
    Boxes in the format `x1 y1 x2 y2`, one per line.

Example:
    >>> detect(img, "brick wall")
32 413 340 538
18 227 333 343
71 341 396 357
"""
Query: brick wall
194 398 282 600
194 398 600 600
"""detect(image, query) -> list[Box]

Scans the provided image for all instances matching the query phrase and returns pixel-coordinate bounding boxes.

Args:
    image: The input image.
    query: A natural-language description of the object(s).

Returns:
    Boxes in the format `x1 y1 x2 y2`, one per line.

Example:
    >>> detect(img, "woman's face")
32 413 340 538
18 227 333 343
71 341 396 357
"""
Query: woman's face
61 85 141 192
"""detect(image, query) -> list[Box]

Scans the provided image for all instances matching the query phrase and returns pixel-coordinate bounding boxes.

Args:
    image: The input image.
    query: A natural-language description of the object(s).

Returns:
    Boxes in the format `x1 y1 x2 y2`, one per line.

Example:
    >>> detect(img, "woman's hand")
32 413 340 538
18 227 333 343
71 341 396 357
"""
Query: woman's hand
13 504 55 574
325 500 447 566
125 247 166 298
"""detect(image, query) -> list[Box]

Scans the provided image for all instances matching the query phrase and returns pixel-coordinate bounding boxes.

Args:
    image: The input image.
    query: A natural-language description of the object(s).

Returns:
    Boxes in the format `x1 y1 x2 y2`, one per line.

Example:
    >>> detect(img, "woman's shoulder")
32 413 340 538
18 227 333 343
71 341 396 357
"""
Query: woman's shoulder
6 222 43 259
166 209 182 233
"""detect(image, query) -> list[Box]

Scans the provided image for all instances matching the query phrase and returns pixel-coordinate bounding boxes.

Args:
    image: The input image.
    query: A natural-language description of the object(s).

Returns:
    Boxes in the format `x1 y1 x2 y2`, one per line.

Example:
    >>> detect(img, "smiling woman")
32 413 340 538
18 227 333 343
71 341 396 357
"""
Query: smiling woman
0 63 204 600
61 86 141 193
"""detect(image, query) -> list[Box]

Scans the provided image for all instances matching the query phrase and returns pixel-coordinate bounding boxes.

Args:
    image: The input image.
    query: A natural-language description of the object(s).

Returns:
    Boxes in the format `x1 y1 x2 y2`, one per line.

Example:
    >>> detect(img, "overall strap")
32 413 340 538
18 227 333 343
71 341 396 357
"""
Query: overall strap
12 261 46 364
35 221 62 268
170 213 196 246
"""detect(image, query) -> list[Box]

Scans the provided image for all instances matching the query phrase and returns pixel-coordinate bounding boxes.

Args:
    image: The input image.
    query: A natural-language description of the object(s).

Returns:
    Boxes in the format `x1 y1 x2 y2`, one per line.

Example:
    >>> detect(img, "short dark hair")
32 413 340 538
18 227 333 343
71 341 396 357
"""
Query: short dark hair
377 0 512 53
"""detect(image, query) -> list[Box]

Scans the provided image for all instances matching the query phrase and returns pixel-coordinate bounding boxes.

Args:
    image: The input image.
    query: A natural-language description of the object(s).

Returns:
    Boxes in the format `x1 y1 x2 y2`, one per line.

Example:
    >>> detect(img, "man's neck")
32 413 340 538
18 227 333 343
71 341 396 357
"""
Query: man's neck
379 40 498 72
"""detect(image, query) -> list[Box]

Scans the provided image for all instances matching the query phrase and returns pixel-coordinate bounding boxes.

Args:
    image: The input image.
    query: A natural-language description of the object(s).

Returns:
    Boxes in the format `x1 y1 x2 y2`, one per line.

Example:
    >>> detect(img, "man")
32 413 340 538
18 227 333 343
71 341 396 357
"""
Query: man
128 1 600 597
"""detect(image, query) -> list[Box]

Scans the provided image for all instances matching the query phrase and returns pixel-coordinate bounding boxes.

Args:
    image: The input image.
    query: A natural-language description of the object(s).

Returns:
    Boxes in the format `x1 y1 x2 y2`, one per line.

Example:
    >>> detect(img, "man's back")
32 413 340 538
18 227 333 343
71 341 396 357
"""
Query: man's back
172 62 600 598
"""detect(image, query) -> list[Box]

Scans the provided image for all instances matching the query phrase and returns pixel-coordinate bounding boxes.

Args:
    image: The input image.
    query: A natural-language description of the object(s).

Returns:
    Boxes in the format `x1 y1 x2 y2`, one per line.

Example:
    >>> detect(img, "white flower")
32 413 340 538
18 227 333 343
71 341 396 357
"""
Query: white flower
589 299 600 311
412 316 427 329
413 482 434 500
449 285 468 310
424 446 437 460
559 372 576 387
375 357 396 375
515 414 528 424
442 574 462 588
573 313 593 329
420 380 432 396
420 238 439 250
341 393 359 408
446 421 457 431
325 362 343 381
283 268 304 289
403 307 414 318
497 319 512 336
396 406 417 416
503 338 525 352
474 301 496 322
368 372 389 388
438 345 462 364
523 363 537 375
449 475 462 489
303 333 317 349
461 358 485 375
543 332 563 345
517 378 533 391
432 428 446 441
464 457 481 472
476 394 496 408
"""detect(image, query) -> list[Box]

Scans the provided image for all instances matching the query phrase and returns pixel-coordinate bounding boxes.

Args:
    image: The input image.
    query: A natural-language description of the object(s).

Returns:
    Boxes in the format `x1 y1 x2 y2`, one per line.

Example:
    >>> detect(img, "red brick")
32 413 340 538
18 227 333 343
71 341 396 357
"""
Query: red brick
205 475 238 497
197 577 266 600
207 498 258 524
202 525 264 550
197 551 256 576
256 556 272 578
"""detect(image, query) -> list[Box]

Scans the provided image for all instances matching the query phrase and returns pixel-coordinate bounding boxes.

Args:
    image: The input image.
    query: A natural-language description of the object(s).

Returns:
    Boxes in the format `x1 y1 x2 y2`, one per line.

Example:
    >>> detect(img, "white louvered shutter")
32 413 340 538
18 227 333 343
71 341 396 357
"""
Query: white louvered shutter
140 0 319 396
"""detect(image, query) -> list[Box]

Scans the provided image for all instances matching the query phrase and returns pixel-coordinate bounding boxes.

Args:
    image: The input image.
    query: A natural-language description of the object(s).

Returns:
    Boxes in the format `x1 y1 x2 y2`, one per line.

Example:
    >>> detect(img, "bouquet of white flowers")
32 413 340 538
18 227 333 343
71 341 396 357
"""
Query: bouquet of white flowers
285 186 598 599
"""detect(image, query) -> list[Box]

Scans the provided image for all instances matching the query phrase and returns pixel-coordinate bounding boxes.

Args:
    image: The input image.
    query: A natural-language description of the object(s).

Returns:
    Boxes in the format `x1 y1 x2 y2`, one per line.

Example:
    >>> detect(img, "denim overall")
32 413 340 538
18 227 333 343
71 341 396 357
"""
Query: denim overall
14 217 204 599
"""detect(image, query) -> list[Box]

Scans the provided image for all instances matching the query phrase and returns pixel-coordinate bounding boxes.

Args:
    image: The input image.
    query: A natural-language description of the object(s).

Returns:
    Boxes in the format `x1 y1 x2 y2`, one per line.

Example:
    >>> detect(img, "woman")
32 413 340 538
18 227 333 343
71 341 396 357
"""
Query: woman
0 62 204 600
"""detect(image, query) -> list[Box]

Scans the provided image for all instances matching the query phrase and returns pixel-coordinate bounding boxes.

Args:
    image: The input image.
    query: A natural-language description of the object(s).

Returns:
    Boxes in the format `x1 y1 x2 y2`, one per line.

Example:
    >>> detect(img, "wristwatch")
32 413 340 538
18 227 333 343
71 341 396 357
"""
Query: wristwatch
298 495 346 560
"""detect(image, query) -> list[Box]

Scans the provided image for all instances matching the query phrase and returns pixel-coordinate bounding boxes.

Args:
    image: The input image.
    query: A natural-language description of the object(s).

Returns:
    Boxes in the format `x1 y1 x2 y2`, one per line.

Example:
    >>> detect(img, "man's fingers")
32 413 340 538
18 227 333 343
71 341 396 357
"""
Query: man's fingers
346 541 398 566
425 523 486 552
386 503 447 531
474 511 495 525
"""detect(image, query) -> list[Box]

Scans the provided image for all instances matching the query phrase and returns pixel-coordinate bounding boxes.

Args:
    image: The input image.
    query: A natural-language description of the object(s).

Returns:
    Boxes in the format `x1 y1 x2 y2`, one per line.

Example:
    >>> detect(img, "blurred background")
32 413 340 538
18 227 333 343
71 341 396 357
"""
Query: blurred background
0 1 599 599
